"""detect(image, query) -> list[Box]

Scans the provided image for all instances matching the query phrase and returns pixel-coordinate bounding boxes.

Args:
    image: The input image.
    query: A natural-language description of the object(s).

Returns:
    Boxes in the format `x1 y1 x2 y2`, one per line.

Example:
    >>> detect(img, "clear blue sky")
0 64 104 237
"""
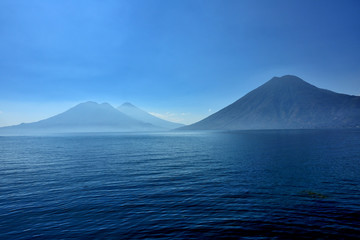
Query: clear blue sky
1 0 360 126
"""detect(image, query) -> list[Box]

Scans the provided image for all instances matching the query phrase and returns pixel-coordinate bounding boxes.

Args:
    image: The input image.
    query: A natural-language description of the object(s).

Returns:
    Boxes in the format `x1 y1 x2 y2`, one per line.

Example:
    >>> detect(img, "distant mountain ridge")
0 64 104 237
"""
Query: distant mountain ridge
2 75 359 134
117 102 184 129
180 75 360 130
0 101 181 135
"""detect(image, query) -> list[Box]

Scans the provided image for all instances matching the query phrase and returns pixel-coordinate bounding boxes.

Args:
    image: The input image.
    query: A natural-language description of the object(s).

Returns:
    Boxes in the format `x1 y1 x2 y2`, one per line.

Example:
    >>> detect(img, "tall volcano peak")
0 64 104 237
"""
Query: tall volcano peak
180 75 360 130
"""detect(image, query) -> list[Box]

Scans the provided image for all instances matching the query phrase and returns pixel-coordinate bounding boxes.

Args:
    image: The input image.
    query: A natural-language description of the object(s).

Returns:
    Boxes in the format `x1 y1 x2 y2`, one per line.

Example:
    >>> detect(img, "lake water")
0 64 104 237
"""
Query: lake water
1 130 360 239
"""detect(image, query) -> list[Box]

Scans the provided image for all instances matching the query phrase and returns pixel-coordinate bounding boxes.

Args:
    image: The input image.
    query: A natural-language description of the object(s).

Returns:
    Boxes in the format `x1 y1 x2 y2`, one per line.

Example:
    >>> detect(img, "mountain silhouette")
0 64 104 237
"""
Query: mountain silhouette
0 101 160 134
180 75 360 130
117 102 184 130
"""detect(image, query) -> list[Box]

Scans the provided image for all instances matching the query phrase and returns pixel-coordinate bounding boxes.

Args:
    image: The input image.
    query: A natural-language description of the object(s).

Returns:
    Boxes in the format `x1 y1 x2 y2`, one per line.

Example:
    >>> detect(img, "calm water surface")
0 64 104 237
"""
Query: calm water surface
0 130 360 239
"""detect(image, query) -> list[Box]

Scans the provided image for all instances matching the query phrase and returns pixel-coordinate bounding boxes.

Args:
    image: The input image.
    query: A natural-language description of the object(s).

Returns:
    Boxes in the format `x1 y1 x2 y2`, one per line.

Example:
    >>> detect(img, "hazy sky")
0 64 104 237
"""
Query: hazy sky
1 0 360 126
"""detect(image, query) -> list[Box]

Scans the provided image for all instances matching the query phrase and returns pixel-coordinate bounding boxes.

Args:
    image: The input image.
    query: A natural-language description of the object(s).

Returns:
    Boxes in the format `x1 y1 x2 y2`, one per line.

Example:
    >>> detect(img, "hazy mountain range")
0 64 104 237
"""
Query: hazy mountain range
0 102 183 134
118 102 183 130
180 75 360 130
1 75 359 135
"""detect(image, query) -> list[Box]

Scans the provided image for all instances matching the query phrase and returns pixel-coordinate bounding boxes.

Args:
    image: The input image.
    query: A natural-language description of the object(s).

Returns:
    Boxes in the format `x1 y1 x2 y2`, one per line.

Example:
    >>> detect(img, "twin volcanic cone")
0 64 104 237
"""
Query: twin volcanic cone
0 101 183 134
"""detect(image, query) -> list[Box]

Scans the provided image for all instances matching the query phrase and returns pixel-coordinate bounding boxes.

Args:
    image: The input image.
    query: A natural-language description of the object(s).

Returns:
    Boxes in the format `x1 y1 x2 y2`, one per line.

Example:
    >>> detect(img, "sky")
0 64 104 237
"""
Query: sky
1 0 360 126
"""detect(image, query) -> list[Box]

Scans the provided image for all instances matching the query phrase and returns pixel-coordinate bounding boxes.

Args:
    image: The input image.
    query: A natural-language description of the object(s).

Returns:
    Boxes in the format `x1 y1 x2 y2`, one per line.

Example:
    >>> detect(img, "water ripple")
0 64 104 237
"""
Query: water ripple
1 130 360 239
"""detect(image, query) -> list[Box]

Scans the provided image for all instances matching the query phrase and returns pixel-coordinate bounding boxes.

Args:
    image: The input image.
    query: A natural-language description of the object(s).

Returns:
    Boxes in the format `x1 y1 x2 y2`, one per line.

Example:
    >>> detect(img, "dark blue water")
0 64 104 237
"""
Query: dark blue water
1 130 360 239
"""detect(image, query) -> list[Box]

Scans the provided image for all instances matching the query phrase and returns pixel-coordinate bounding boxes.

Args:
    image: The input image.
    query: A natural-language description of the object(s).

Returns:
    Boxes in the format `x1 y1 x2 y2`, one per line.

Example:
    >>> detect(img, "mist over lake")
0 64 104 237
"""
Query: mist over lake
1 130 359 239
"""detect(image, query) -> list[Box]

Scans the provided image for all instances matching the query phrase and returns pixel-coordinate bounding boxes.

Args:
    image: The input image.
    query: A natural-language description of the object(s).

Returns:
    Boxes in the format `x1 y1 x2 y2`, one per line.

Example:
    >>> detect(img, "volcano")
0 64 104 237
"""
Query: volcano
180 75 360 130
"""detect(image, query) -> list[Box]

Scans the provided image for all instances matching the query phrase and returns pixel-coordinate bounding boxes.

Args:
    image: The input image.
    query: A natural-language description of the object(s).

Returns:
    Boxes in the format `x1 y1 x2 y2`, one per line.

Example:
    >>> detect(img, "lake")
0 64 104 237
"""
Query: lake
1 130 360 239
